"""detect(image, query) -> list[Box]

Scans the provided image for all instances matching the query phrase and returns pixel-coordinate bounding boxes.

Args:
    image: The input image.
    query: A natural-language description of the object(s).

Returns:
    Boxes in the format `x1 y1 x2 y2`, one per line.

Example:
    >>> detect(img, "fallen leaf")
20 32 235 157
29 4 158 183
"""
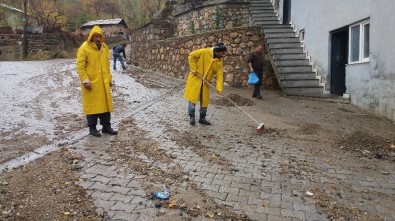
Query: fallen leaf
262 200 269 208
61 211 71 216
168 202 177 208
206 213 215 218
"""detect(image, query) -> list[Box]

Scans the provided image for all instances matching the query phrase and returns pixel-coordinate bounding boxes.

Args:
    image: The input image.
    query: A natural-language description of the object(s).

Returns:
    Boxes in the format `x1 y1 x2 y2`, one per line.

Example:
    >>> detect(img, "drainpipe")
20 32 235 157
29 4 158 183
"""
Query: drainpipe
22 0 28 58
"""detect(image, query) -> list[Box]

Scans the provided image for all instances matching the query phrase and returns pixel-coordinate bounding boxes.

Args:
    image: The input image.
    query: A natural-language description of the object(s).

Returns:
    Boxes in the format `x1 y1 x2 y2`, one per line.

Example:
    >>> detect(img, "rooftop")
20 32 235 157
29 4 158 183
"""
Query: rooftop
81 18 128 29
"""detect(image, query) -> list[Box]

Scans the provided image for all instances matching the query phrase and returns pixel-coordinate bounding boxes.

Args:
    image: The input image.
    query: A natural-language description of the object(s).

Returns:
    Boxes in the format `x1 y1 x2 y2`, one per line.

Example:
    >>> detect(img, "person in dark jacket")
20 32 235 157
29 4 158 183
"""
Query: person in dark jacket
248 44 265 99
113 44 127 70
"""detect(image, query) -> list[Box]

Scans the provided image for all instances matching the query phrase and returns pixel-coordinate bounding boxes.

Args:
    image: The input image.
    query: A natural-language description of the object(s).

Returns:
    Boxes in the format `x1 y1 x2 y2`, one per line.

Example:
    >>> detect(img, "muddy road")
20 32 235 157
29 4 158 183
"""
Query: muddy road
0 59 394 221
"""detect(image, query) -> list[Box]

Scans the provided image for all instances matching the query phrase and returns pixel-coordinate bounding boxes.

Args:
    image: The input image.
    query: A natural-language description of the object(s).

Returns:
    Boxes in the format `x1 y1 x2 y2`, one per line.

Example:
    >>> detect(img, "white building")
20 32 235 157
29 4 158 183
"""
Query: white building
275 0 395 121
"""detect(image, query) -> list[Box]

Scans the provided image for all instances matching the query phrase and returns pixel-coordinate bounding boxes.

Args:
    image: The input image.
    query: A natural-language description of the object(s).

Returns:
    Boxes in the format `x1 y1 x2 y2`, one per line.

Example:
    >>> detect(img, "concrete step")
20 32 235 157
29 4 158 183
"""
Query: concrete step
250 2 273 7
251 12 277 18
284 87 325 96
277 66 312 73
270 48 304 54
269 42 301 49
266 32 296 38
262 24 293 29
254 20 281 25
275 59 310 66
279 72 317 80
264 28 294 33
251 16 278 21
281 79 320 87
273 54 307 60
266 37 300 44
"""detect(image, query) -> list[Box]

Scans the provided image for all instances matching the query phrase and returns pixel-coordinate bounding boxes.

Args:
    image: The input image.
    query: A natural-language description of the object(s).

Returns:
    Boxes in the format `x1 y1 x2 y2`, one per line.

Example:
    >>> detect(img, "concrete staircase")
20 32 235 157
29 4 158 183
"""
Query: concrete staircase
249 0 325 96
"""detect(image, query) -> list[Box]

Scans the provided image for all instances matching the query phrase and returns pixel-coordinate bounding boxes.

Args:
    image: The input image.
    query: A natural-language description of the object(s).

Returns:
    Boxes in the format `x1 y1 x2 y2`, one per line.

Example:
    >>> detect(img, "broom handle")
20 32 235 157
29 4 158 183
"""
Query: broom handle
195 72 261 125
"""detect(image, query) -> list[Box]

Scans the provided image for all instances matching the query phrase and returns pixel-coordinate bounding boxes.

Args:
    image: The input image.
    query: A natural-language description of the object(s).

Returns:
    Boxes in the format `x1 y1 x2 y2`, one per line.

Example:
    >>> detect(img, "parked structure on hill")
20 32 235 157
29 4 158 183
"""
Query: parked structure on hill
79 18 129 40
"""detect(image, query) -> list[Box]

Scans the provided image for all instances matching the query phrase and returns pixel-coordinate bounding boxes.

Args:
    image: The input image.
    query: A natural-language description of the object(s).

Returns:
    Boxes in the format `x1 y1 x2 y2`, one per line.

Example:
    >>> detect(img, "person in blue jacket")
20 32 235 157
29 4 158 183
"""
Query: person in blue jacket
113 44 127 70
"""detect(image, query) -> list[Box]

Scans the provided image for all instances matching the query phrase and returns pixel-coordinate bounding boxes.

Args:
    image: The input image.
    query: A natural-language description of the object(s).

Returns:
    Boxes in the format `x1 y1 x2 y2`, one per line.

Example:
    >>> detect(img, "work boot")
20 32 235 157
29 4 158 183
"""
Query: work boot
198 118 211 125
89 127 101 137
189 116 195 125
102 126 118 135
256 95 263 99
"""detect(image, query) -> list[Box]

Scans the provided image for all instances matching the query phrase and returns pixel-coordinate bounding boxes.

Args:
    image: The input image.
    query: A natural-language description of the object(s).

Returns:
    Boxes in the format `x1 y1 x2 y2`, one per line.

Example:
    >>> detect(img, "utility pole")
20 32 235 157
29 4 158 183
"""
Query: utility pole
22 0 28 58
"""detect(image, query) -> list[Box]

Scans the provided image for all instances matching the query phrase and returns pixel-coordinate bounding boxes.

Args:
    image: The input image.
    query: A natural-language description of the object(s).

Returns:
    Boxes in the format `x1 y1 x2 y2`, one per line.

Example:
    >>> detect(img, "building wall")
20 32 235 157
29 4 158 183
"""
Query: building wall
284 0 395 121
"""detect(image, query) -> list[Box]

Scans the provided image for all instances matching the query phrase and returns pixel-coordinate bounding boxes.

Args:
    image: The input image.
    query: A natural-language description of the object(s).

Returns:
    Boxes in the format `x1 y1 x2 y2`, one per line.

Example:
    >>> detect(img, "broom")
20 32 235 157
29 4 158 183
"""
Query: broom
193 72 265 133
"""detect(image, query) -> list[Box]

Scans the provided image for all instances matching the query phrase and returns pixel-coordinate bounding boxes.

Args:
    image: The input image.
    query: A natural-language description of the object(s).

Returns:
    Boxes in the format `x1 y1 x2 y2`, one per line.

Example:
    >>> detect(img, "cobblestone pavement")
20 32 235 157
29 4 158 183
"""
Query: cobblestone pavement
1 60 394 221
70 67 394 221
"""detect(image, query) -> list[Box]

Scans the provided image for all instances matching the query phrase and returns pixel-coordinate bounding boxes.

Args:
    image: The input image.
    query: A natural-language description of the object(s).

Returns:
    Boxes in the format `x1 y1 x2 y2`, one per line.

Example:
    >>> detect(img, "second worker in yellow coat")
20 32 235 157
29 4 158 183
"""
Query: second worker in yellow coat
184 43 227 126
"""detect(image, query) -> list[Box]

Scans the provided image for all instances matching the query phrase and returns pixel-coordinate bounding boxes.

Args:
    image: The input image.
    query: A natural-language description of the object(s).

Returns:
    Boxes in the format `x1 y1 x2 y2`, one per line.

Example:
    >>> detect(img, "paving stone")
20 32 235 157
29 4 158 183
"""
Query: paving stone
111 211 140 221
109 177 132 187
200 182 220 192
212 178 231 187
226 193 248 204
111 201 137 213
94 199 116 209
246 212 268 221
128 189 147 197
359 181 381 188
130 196 145 204
267 215 293 221
257 207 282 216
110 193 134 203
194 175 213 184
91 191 115 200
380 183 395 189
281 209 305 220
231 181 251 190
75 180 94 189
111 186 131 194
89 182 111 192
126 180 142 189
91 175 113 184
206 190 228 201
219 186 240 195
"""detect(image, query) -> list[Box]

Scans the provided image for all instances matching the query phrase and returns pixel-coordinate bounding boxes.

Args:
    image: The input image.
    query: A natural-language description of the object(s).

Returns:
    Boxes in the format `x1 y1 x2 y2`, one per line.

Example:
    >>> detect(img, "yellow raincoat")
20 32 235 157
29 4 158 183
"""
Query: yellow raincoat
184 48 224 107
76 26 113 115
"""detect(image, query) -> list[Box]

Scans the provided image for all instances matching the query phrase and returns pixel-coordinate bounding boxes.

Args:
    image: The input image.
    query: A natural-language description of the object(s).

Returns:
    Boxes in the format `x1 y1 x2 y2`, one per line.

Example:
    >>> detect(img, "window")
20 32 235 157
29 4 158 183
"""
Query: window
299 29 305 46
349 20 370 63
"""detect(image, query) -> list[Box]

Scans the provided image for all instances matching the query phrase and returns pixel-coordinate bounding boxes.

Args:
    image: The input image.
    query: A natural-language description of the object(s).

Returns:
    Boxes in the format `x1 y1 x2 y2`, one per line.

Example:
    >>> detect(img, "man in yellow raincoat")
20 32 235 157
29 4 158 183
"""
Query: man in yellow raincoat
76 25 118 137
184 43 227 125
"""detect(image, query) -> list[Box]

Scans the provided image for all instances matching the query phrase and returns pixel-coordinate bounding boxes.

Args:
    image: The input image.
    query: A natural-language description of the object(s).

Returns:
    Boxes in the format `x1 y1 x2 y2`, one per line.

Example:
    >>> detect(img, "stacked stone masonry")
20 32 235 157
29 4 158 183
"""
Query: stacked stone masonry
131 26 277 87
175 3 250 36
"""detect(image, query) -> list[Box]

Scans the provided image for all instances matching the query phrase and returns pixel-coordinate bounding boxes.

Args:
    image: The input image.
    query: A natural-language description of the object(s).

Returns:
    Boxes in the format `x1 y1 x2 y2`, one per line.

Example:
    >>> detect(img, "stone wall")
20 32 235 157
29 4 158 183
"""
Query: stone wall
132 1 250 41
175 2 250 36
0 32 82 60
131 26 277 88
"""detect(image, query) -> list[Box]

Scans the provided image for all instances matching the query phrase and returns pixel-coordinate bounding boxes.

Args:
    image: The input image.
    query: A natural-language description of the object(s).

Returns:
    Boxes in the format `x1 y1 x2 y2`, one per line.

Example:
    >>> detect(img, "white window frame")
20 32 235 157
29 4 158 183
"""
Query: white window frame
349 20 370 64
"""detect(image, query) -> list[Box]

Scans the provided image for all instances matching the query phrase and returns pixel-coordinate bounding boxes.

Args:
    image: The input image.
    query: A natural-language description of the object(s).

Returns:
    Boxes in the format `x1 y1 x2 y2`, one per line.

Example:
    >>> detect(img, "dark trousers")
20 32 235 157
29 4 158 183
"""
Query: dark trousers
87 112 111 129
253 69 263 97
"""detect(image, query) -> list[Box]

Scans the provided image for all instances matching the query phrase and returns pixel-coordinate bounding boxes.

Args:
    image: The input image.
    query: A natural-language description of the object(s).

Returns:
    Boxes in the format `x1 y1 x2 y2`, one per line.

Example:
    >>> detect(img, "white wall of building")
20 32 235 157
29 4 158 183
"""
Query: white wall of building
280 0 395 121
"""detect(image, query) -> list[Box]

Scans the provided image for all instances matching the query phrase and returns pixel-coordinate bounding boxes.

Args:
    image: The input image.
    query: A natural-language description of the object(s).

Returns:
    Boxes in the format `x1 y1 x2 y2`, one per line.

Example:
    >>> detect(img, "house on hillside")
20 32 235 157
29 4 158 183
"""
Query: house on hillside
274 0 395 121
0 3 25 33
0 3 42 34
80 18 129 40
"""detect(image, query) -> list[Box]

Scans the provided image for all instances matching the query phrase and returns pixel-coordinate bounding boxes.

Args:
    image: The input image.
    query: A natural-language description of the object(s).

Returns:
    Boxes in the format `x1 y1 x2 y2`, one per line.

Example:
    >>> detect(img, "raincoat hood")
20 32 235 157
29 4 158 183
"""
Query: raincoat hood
86 25 106 45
